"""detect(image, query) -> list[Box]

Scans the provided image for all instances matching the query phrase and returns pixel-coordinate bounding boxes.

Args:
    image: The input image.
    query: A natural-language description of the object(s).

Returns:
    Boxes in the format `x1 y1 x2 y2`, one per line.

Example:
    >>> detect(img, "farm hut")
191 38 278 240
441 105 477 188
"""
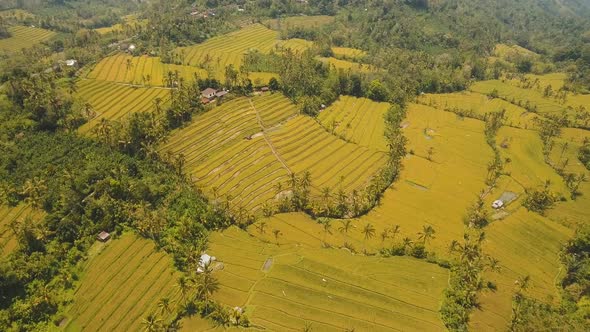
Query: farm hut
65 59 78 67
97 231 111 242
492 200 504 209
128 44 137 52
200 97 211 105
197 253 216 273
260 86 269 92
201 88 217 99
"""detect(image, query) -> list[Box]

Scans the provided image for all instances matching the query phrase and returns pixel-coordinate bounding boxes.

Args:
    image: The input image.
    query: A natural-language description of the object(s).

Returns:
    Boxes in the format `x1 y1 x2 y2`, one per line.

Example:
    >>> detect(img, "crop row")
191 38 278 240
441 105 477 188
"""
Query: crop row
0 26 56 52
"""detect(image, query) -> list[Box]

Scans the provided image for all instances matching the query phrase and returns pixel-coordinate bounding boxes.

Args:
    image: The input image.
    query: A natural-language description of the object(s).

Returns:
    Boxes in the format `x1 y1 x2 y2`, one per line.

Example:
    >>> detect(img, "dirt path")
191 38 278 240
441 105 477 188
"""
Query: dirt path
249 99 293 174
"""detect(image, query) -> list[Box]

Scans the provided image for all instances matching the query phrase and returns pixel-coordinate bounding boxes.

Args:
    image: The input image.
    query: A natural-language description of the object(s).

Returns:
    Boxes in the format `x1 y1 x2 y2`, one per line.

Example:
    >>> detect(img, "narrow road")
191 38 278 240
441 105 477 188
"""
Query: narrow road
249 99 293 174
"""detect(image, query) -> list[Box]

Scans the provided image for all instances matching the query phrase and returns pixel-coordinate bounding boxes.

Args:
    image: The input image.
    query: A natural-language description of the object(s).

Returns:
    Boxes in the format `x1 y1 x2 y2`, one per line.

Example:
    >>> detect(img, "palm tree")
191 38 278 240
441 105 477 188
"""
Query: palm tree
319 218 332 243
338 219 353 234
273 229 282 245
390 225 401 242
142 313 162 332
380 228 389 244
362 223 376 241
255 221 267 234
176 276 192 304
157 297 173 316
195 267 220 302
402 237 413 250
417 225 436 245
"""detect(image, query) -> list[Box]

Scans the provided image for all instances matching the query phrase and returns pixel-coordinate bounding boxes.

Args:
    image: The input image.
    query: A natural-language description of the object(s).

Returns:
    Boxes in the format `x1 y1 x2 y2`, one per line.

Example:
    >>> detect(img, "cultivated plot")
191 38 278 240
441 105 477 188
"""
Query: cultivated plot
87 54 208 86
318 96 390 151
0 204 44 258
199 226 448 332
317 57 374 73
76 79 171 134
65 233 181 332
0 26 56 52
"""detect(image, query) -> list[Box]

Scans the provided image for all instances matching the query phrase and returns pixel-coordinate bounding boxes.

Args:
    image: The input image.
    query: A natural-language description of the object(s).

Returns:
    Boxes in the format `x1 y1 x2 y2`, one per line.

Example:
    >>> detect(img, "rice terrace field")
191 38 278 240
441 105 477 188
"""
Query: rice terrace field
6 4 588 332
64 233 181 332
0 26 56 52
181 226 449 331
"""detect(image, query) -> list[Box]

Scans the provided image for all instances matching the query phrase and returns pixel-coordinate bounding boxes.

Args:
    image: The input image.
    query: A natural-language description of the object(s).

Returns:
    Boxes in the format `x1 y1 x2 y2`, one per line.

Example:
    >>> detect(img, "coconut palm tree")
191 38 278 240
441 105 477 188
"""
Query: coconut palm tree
157 297 173 316
402 237 413 250
390 224 401 242
319 218 332 243
273 229 282 245
380 228 389 244
142 313 162 332
195 267 219 302
176 276 192 304
338 219 353 234
362 223 376 241
417 225 436 245
255 221 267 234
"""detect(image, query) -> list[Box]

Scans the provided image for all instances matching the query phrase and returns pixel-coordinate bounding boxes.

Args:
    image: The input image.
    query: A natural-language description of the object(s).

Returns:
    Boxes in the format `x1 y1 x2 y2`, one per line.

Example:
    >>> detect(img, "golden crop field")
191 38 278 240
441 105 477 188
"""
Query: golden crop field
332 47 366 60
318 96 390 151
94 15 147 35
493 43 539 60
276 38 314 53
0 26 56 52
65 233 181 332
176 24 279 77
417 91 539 129
76 79 171 134
0 204 44 257
351 103 492 255
160 94 298 212
317 57 374 73
268 115 388 194
161 94 387 212
192 226 449 331
87 54 208 86
264 15 335 31
470 209 573 331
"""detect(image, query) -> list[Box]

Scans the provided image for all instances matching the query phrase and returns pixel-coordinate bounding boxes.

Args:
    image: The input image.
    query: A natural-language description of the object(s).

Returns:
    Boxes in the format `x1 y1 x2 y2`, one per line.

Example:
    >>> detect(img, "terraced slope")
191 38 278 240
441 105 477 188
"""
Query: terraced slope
0 204 44 257
161 94 387 212
417 91 538 129
318 96 390 151
332 47 366 60
76 79 171 134
65 233 181 332
351 103 493 255
87 54 208 86
317 57 374 73
0 26 56 52
160 94 298 212
194 226 449 331
176 24 279 77
470 209 573 331
268 115 388 194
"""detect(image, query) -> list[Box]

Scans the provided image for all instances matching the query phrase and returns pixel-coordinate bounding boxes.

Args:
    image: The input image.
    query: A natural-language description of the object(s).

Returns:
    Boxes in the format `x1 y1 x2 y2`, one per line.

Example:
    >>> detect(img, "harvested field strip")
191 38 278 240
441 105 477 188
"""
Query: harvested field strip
0 204 45 257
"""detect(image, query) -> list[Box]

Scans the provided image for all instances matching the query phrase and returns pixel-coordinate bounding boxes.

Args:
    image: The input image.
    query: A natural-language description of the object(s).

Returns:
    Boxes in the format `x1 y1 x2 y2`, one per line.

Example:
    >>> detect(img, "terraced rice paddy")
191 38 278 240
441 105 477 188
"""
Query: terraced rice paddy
332 47 366 60
0 204 44 257
176 24 279 78
349 104 493 255
268 115 388 194
317 57 373 73
160 94 298 212
277 38 314 52
193 226 449 331
318 96 390 151
417 91 539 129
0 26 56 52
77 79 171 134
94 15 147 35
470 209 572 331
161 93 387 212
65 233 181 332
87 54 208 86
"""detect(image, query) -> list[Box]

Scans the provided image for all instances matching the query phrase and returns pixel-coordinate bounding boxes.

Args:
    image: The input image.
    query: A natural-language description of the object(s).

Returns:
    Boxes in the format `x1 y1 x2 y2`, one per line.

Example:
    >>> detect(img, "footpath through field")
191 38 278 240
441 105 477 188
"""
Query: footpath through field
249 98 293 175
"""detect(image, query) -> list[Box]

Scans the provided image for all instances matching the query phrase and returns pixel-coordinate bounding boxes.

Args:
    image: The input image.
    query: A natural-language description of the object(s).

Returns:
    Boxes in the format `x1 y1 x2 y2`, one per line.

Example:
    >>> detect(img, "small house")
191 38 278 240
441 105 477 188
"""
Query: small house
492 200 504 209
197 253 217 273
65 59 78 67
128 44 137 52
260 86 269 92
97 231 111 242
201 88 217 99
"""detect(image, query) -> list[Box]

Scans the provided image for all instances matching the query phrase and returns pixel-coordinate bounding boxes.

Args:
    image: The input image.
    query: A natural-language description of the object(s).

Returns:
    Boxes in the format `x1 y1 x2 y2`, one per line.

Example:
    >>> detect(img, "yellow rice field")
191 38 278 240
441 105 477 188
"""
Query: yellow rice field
0 204 44 258
0 26 56 52
65 233 181 332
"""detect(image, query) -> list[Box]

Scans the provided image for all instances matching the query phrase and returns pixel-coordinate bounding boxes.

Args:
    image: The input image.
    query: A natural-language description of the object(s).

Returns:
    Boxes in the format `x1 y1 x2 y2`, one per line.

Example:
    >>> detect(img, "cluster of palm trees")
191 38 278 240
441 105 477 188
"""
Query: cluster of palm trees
442 230 500 330
142 259 248 331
